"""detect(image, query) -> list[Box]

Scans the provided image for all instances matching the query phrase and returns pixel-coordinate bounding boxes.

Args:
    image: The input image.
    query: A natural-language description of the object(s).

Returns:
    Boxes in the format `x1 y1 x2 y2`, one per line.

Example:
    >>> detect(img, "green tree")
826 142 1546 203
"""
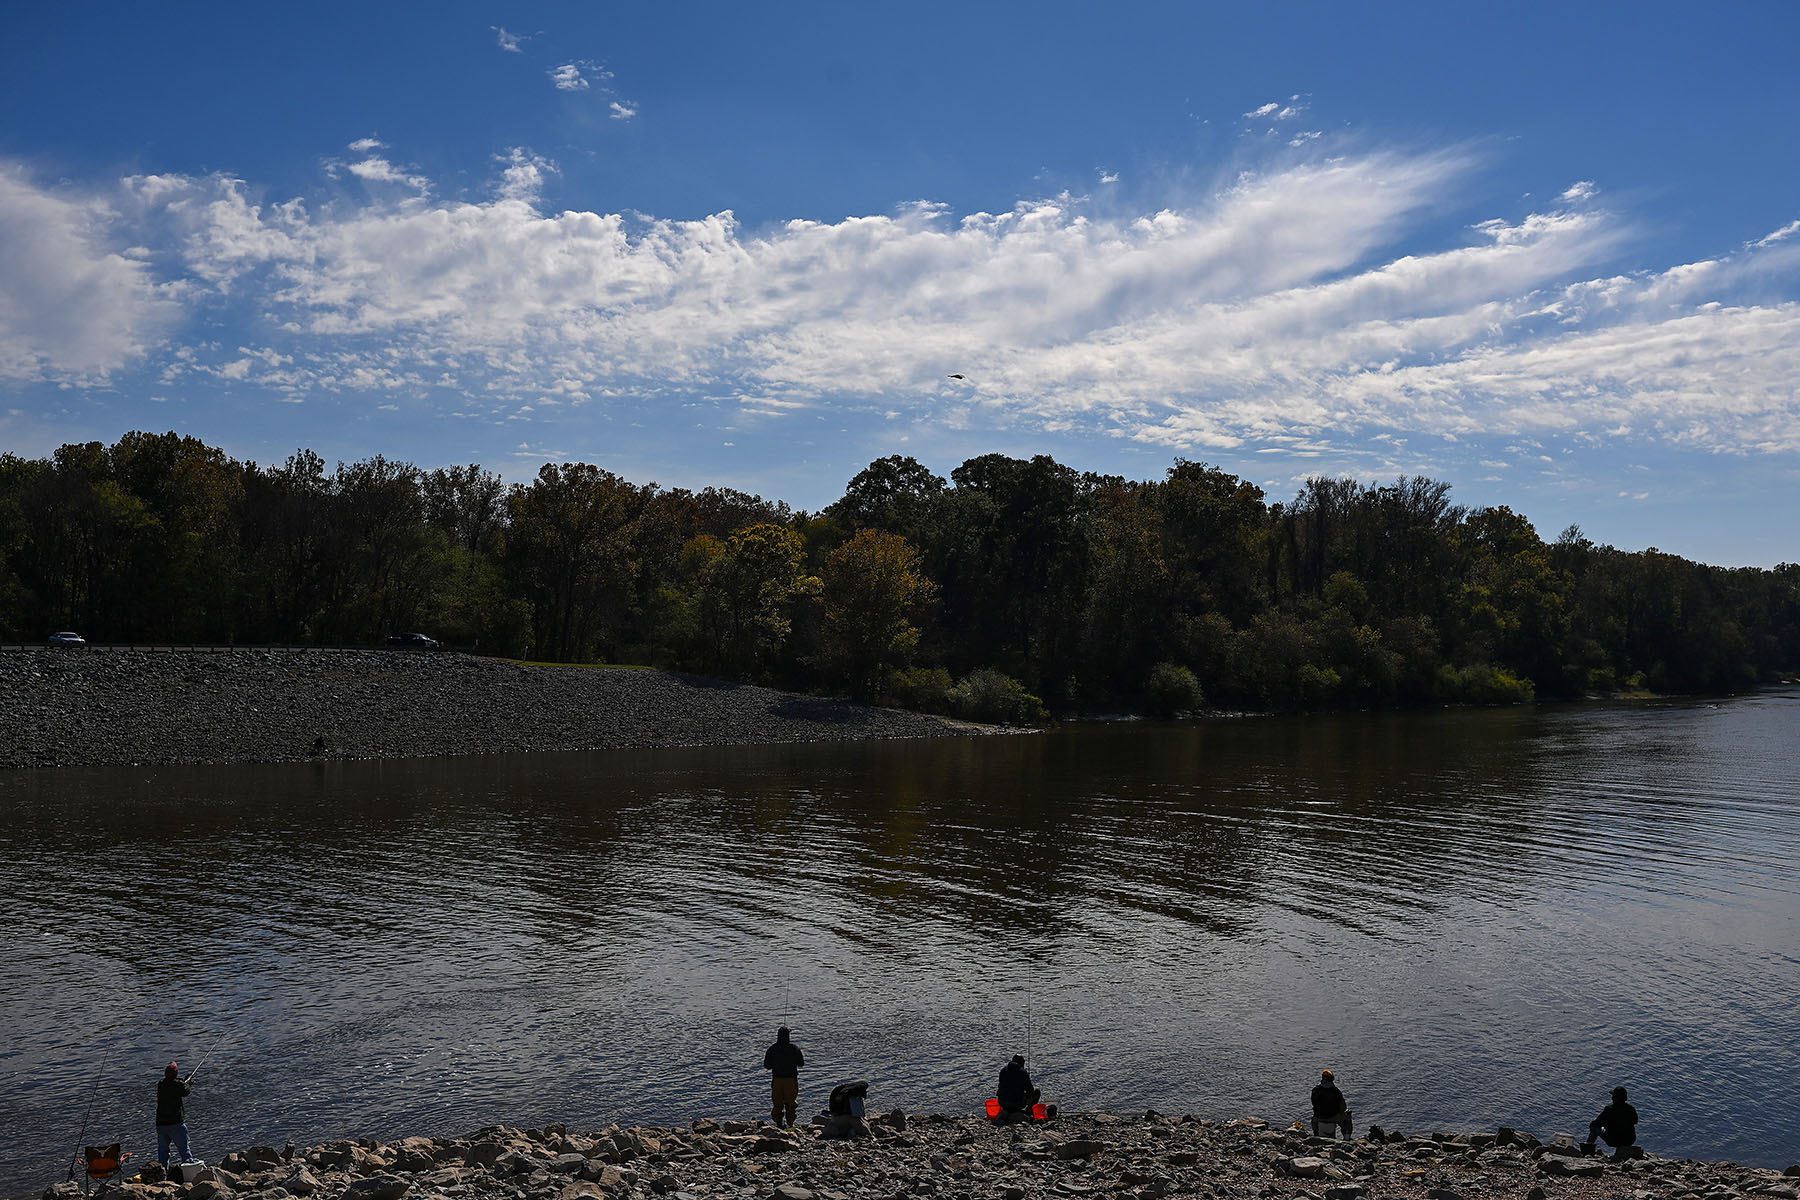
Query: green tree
821 529 936 698
507 463 643 660
690 522 810 675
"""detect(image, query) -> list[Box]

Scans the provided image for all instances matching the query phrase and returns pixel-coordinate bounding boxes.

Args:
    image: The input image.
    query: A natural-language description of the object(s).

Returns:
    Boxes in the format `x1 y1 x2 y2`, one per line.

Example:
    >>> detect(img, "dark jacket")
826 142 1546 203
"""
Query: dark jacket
1595 1101 1638 1145
1311 1081 1346 1119
763 1036 803 1079
156 1077 191 1126
827 1081 869 1116
998 1061 1034 1107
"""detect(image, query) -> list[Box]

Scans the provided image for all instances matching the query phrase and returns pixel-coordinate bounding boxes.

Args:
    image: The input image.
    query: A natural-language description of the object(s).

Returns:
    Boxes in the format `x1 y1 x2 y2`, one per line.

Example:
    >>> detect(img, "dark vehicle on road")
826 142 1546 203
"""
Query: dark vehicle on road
46 631 86 647
386 632 441 649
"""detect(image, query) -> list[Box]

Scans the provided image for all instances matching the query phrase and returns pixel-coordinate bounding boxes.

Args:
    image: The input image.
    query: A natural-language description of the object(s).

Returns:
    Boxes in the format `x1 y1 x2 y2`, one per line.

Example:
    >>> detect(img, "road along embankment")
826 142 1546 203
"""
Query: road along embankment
35 1113 1800 1200
0 649 986 769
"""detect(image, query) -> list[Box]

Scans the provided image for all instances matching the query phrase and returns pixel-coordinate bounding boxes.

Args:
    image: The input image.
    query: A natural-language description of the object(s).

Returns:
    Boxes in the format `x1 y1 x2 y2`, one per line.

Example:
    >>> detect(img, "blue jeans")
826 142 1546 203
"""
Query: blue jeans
156 1123 190 1166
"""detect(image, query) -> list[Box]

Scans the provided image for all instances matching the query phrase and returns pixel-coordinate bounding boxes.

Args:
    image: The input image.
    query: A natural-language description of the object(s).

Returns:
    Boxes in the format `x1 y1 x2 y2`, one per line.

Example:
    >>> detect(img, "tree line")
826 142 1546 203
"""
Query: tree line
2 432 1796 721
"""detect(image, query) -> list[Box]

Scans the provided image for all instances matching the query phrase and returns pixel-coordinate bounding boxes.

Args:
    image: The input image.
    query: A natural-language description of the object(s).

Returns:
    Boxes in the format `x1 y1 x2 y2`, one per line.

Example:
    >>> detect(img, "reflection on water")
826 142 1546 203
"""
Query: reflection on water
2 692 1798 1190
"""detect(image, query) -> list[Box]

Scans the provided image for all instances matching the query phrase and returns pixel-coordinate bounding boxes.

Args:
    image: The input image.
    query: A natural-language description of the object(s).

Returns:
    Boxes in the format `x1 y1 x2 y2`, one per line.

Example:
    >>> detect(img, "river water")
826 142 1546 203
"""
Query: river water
2 692 1797 1191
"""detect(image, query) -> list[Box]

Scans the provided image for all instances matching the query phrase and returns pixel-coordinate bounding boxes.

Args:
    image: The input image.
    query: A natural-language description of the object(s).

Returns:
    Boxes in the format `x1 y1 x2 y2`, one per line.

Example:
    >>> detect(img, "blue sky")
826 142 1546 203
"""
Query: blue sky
2 2 1798 563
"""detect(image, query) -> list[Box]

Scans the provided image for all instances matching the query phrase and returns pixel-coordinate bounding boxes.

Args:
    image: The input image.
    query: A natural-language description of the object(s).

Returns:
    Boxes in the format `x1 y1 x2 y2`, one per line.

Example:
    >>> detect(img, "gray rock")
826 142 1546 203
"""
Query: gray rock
1279 1157 1331 1180
1542 1157 1606 1178
1428 1189 1467 1200
1053 1140 1107 1161
774 1185 814 1200
1325 1186 1367 1200
344 1176 411 1200
280 1168 322 1196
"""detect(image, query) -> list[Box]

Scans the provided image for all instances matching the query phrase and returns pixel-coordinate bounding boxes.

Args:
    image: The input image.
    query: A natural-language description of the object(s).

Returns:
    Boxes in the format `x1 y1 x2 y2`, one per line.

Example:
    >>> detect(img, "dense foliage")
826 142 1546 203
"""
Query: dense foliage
3 433 1797 718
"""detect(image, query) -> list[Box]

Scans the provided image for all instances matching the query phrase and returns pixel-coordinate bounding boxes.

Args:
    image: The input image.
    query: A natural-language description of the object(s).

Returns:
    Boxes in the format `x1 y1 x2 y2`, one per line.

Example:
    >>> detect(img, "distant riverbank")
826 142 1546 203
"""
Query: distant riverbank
35 1112 1800 1200
0 649 986 770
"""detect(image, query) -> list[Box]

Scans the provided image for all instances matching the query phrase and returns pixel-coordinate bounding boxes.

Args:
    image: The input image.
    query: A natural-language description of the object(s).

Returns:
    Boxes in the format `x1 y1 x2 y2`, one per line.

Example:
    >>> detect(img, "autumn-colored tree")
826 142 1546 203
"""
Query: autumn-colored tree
689 522 811 675
821 528 936 698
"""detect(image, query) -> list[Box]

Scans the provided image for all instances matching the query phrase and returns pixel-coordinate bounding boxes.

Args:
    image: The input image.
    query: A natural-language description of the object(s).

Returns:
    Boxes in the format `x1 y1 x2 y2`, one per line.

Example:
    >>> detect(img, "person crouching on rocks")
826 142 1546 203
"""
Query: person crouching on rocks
762 1026 804 1128
1311 1068 1353 1139
155 1062 194 1166
825 1081 870 1139
1584 1086 1639 1159
997 1055 1040 1119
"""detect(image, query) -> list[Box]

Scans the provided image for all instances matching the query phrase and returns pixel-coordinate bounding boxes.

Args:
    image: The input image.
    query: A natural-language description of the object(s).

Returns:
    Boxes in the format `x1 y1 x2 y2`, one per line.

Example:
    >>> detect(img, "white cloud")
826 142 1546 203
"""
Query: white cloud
0 166 182 382
608 100 638 121
496 148 555 202
1099 170 1120 184
1755 218 1800 248
348 136 384 153
1289 130 1321 147
1560 180 1599 203
550 63 592 91
1245 95 1307 121
11 147 1800 460
492 26 524 53
343 156 430 191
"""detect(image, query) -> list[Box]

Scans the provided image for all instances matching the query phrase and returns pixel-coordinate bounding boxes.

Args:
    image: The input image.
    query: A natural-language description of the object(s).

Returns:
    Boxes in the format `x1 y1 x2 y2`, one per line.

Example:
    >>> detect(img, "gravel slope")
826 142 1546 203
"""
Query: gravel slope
0 649 981 769
33 1111 1800 1200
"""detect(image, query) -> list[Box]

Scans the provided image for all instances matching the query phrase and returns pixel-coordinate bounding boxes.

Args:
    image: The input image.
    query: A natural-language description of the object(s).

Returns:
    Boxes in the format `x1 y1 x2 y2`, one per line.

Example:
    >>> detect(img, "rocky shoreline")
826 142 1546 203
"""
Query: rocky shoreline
42 1112 1800 1200
0 649 987 770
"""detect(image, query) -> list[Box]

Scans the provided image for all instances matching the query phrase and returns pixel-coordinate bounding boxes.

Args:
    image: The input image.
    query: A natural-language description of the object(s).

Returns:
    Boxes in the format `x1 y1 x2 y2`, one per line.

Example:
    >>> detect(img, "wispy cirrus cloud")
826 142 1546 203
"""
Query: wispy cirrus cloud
3 143 1799 465
492 26 525 53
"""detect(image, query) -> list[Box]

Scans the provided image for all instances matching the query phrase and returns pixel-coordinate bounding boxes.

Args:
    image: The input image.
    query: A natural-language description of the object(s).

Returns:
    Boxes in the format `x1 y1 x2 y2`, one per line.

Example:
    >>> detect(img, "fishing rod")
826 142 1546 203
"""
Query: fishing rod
66 1046 113 1182
185 1027 241 1084
63 996 154 1182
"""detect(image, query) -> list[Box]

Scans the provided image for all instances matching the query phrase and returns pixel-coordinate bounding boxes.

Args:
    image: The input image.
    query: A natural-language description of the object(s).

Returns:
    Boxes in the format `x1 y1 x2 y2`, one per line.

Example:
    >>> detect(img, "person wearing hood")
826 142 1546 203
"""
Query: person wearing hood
155 1063 194 1166
761 1027 804 1128
1310 1069 1352 1139
996 1055 1040 1117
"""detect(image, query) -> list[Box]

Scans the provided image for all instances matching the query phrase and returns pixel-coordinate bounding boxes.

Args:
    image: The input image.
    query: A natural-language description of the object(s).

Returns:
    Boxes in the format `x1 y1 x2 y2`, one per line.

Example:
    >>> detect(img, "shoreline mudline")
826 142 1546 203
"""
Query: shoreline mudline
39 1112 1800 1200
0 649 989 771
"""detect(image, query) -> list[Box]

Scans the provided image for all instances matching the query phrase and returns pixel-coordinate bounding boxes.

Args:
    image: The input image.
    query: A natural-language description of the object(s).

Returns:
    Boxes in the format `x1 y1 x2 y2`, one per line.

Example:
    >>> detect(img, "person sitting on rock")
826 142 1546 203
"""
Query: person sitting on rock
1310 1068 1353 1139
762 1026 804 1128
1583 1086 1639 1158
825 1080 870 1139
155 1062 194 1166
996 1055 1041 1118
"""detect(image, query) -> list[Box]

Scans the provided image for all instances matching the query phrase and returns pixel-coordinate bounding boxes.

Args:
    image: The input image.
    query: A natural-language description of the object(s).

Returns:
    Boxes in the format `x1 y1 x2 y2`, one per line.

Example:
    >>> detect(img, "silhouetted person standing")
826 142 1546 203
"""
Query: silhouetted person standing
997 1055 1040 1116
155 1063 193 1166
1584 1086 1639 1158
1311 1068 1352 1139
762 1027 803 1128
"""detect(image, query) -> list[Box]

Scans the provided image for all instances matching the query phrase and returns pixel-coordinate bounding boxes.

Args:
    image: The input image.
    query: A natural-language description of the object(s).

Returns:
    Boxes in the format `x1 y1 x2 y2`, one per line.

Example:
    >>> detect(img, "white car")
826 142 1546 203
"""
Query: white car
47 631 86 647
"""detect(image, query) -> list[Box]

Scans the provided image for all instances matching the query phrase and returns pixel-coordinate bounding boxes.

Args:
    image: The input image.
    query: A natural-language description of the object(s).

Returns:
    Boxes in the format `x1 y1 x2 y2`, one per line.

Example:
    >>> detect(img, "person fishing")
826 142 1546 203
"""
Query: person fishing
996 1054 1040 1118
761 1026 804 1128
1310 1068 1353 1139
1583 1086 1639 1158
155 1062 194 1166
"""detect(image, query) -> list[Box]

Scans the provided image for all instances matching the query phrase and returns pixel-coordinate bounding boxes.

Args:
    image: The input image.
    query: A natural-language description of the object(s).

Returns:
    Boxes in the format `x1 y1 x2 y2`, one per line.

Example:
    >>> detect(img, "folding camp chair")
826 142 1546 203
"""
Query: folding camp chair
80 1144 133 1193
